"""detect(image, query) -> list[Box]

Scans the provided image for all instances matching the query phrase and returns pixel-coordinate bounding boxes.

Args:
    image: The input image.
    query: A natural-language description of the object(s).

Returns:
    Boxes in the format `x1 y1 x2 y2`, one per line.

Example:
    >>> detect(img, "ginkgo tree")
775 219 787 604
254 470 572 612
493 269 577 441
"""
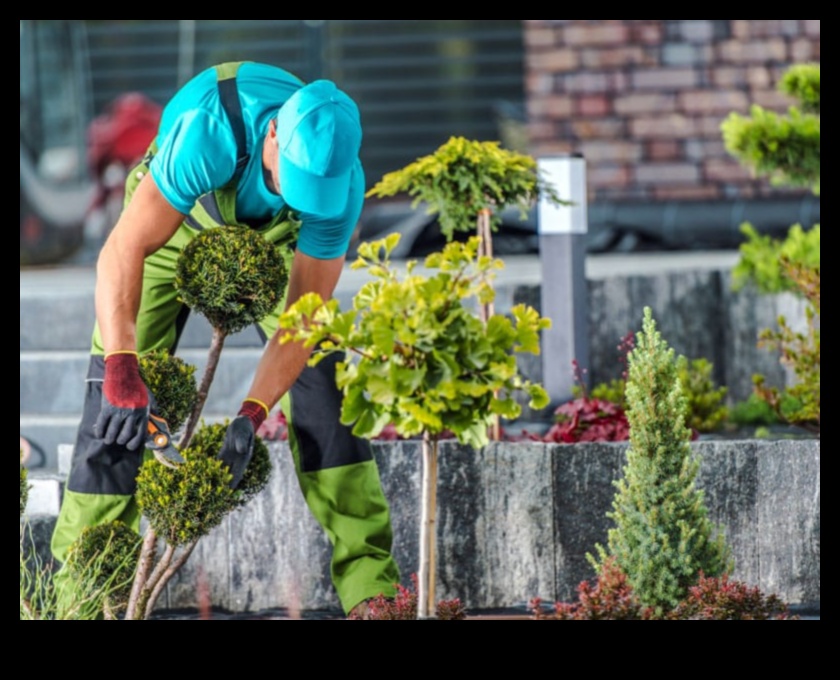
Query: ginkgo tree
366 136 567 326
279 233 551 619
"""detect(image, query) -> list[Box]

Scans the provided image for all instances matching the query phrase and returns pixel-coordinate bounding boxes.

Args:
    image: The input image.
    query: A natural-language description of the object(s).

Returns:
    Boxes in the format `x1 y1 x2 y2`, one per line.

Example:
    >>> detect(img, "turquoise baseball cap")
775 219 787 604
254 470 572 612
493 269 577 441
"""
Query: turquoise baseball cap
276 79 362 218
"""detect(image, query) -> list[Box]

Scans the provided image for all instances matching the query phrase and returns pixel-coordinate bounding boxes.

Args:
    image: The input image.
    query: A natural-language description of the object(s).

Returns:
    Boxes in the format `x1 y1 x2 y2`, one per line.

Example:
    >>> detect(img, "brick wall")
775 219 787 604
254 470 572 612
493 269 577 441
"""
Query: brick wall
524 20 820 202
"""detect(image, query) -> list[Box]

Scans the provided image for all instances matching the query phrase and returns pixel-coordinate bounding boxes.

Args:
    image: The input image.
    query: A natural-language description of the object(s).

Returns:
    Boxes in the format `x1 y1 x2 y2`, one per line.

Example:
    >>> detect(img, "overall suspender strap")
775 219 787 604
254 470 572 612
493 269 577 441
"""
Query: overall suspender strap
215 62 251 184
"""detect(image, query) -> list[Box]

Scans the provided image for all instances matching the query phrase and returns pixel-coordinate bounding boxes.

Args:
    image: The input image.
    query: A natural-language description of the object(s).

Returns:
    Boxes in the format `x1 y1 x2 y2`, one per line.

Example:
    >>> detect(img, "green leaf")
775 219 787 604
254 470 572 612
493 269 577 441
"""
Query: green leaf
490 397 522 420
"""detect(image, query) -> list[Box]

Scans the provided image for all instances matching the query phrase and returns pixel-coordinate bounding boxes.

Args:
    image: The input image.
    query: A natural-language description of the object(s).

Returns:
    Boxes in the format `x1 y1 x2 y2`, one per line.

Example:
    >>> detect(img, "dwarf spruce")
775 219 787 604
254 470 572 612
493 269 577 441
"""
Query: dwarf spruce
591 308 731 615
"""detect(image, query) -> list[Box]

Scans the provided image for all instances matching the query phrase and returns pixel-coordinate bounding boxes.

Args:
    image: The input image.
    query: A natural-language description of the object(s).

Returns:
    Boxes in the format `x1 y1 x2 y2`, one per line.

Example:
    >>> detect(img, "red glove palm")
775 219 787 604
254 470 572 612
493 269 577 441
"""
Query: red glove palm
95 352 150 451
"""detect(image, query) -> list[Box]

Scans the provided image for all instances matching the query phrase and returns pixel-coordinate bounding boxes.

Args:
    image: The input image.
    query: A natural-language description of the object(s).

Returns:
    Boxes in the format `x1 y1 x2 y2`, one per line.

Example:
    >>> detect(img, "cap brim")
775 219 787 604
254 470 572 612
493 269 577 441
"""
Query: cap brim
279 154 351 218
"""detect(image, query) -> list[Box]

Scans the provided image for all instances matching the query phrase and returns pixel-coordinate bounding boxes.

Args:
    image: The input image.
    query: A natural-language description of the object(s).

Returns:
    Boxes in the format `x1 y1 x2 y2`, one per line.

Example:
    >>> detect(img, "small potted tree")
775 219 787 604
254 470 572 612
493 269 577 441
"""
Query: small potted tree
279 233 551 619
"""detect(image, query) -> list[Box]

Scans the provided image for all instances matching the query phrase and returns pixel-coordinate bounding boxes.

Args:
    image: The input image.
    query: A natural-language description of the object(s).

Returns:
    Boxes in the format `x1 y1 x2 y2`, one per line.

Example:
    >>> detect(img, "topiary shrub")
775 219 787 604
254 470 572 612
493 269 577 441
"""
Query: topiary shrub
139 349 198 434
175 227 289 337
64 521 142 618
590 308 732 616
128 421 271 620
113 227 282 621
175 226 289 447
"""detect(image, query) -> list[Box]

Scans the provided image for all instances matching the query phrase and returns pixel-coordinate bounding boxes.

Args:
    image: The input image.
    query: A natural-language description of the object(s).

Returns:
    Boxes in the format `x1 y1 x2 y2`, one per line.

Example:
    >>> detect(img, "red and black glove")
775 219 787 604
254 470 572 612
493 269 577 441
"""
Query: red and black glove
219 399 268 489
94 352 150 451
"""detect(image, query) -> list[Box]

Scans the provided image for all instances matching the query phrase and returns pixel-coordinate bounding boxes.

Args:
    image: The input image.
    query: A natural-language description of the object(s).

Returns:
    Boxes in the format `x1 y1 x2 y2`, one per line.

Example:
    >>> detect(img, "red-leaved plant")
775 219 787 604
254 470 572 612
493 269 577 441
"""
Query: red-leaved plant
348 574 467 621
531 560 799 621
666 573 800 621
530 558 655 620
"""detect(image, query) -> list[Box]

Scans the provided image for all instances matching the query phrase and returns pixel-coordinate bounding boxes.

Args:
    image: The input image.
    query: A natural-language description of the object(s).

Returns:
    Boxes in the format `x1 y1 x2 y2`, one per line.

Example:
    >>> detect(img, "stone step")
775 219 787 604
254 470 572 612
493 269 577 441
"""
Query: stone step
23 471 65 518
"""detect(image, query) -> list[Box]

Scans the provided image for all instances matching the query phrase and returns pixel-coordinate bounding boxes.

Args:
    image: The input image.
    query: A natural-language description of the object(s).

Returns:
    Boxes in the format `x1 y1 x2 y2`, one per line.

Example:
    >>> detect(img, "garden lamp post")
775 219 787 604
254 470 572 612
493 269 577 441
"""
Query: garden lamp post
538 154 590 405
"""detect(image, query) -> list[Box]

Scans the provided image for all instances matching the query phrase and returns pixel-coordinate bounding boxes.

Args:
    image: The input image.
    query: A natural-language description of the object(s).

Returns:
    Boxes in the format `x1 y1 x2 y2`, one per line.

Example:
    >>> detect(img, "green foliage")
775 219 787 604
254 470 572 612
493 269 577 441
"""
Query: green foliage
175 227 289 337
732 223 820 295
366 136 567 240
728 394 786 428
780 63 820 114
588 380 627 409
754 260 820 434
676 357 729 434
64 521 141 615
139 350 199 433
721 63 820 194
279 234 551 449
136 422 272 546
591 308 732 615
20 453 28 517
20 524 136 620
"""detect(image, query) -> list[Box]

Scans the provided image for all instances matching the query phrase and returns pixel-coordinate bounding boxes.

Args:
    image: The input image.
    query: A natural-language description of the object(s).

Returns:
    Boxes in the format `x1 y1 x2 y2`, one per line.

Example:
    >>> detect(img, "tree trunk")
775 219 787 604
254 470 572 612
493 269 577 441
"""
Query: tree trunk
417 432 439 620
477 209 502 441
179 326 227 449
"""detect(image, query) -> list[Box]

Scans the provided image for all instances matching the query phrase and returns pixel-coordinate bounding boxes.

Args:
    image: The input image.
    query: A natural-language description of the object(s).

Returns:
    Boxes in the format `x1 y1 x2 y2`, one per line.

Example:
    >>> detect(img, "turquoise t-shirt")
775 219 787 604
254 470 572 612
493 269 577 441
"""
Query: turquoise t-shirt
150 62 364 260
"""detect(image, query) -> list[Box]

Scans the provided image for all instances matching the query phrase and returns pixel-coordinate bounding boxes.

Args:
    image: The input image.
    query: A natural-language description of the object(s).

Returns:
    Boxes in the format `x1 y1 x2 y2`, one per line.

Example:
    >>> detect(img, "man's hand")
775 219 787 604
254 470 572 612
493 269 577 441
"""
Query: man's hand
95 352 150 451
219 399 268 488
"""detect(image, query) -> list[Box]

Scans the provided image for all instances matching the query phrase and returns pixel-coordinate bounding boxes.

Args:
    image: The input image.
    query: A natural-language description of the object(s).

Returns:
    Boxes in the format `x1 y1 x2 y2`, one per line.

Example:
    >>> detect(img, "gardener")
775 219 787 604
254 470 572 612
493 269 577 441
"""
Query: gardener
50 61 400 618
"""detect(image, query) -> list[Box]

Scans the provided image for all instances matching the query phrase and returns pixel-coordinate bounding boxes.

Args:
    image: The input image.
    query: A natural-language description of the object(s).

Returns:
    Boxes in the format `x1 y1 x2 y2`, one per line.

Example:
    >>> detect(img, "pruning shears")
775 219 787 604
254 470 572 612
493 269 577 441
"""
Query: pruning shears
147 413 185 469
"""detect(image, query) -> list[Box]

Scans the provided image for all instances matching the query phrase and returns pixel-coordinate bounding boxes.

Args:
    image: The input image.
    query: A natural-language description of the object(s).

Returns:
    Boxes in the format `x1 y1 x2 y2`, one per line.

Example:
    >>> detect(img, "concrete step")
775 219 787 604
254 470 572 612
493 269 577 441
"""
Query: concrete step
23 470 65 518
21 347 266 417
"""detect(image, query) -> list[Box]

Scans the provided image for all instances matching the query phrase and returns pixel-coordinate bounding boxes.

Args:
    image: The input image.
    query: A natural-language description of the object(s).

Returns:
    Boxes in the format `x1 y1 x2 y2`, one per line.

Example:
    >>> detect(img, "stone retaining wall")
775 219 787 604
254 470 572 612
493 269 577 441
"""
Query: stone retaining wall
156 438 819 614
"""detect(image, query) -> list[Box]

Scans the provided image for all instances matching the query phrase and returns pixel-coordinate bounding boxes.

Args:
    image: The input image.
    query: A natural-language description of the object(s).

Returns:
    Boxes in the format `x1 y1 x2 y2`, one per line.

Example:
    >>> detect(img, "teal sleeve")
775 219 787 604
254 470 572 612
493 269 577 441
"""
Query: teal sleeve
296 161 365 260
149 109 238 215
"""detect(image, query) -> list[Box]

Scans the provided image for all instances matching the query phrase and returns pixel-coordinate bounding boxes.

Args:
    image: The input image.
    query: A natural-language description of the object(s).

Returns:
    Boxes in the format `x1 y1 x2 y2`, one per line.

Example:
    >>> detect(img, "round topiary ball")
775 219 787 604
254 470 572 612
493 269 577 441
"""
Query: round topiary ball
64 521 141 614
175 228 289 336
136 421 272 547
183 422 272 508
139 350 198 433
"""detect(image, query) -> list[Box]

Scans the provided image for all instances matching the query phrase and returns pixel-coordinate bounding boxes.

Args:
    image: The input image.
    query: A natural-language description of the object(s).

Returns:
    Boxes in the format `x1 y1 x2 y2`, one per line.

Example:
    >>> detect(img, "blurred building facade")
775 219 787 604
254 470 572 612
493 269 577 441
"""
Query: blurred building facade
524 20 821 203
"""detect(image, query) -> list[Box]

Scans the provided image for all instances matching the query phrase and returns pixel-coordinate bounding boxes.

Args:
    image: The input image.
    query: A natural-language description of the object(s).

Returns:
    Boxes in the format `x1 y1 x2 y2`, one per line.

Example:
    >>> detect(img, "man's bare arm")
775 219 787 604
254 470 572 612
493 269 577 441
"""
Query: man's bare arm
244 250 346 411
96 174 187 354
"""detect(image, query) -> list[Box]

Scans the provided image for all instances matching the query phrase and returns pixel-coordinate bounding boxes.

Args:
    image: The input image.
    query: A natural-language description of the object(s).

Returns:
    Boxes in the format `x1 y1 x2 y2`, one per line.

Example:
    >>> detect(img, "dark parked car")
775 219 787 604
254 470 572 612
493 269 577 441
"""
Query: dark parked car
353 195 820 259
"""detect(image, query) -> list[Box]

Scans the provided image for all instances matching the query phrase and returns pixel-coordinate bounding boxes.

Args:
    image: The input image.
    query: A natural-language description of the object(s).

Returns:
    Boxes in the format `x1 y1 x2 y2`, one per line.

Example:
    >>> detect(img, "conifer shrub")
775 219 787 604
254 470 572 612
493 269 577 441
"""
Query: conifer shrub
175 227 288 337
139 349 198 434
136 422 271 547
64 521 141 615
590 308 732 615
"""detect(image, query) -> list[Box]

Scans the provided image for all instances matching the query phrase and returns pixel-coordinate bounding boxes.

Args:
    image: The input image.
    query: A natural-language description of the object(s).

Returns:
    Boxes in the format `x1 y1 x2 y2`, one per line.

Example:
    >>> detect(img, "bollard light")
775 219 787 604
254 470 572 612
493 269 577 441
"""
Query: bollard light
538 154 590 406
